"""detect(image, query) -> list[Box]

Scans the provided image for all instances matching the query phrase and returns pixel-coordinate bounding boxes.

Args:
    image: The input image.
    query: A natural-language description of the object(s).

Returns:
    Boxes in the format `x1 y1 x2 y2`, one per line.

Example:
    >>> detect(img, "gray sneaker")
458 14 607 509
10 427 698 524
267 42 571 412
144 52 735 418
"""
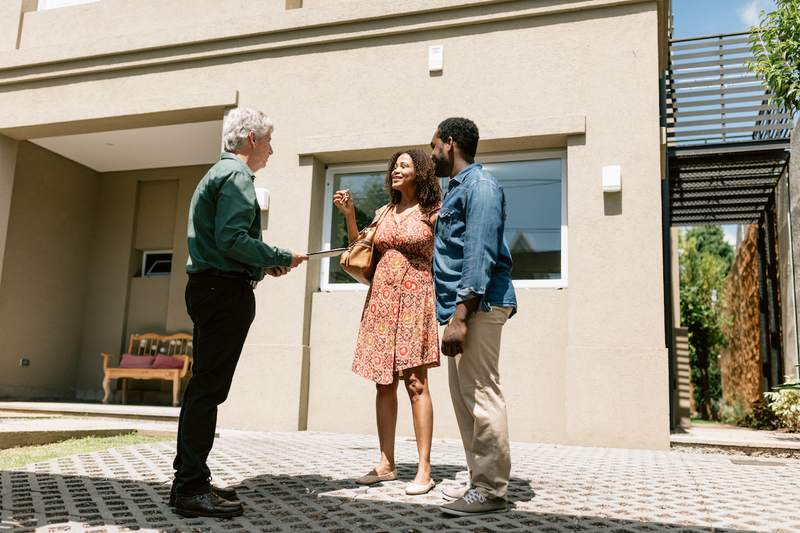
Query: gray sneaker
441 482 470 501
441 488 508 516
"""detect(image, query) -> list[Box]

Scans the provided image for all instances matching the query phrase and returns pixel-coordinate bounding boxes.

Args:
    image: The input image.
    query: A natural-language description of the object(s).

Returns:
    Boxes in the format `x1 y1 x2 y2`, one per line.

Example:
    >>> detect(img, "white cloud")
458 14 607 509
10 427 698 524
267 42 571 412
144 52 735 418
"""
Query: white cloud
738 0 771 27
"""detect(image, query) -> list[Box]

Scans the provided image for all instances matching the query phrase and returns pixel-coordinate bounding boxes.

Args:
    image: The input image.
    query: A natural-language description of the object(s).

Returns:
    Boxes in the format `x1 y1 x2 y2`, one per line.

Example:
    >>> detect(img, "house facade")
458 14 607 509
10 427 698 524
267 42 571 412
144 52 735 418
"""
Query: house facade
0 0 671 449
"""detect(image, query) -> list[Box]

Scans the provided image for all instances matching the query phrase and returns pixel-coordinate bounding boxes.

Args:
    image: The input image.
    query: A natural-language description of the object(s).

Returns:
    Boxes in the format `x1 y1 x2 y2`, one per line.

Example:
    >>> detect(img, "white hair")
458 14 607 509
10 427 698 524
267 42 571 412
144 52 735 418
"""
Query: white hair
222 107 274 153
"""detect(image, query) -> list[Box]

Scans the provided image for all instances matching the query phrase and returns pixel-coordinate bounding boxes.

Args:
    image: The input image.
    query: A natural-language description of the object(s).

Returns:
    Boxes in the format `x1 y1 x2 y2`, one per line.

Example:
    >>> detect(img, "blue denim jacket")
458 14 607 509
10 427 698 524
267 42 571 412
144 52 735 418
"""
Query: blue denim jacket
433 163 517 324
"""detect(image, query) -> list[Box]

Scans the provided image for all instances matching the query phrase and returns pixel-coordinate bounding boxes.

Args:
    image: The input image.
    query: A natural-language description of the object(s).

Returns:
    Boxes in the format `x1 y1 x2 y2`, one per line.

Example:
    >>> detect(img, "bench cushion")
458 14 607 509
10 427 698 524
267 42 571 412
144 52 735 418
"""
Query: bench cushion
119 354 155 368
152 354 185 369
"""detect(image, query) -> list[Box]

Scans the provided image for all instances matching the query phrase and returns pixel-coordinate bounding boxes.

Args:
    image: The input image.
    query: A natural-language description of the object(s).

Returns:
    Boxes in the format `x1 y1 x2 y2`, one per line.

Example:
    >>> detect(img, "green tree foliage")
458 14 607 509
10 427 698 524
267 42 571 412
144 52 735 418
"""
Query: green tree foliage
748 0 800 112
691 226 735 274
679 226 734 420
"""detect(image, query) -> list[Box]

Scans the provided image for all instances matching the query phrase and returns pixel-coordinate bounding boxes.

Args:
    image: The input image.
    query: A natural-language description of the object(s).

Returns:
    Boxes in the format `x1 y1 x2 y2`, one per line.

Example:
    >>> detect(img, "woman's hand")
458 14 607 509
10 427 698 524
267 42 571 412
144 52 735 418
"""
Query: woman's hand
333 189 355 218
334 189 360 243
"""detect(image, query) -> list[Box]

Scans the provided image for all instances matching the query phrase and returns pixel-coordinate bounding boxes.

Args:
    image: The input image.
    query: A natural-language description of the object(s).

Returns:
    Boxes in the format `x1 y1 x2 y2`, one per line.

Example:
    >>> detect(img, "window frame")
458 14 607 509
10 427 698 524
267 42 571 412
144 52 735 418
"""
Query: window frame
319 150 568 292
479 149 568 289
140 249 173 278
320 161 387 292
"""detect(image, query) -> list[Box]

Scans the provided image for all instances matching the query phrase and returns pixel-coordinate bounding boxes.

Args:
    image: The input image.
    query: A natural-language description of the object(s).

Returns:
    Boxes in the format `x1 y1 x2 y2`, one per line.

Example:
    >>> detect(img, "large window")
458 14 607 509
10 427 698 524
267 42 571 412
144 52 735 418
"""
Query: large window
481 151 567 287
37 0 99 10
320 152 567 291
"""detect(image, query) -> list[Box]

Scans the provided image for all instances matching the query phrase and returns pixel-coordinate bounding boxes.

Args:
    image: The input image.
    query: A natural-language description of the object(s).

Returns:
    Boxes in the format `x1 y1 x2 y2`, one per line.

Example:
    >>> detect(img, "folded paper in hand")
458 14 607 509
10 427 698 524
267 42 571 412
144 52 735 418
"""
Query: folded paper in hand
306 247 348 259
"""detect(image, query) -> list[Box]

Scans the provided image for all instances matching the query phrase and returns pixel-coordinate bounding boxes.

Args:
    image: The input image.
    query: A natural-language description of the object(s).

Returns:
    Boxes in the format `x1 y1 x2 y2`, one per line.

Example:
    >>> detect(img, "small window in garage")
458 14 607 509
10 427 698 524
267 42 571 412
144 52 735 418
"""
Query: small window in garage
141 250 173 278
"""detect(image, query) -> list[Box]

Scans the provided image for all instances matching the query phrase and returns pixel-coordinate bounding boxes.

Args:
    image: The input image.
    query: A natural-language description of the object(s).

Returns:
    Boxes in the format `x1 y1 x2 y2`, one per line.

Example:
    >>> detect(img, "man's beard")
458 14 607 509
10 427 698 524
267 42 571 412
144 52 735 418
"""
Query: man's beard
432 155 451 178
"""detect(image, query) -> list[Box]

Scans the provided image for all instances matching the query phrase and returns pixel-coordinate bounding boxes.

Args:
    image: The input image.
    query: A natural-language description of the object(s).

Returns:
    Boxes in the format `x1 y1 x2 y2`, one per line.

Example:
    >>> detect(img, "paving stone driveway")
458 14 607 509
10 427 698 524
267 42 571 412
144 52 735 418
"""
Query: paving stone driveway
1 431 799 532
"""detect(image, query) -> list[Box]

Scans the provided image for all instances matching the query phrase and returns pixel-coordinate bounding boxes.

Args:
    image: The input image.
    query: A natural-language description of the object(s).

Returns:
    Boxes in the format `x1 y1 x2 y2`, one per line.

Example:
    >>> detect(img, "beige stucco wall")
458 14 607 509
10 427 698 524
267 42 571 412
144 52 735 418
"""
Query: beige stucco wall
18 0 258 50
122 177 177 338
133 179 178 251
126 278 170 342
0 0 28 52
300 3 669 448
0 0 669 448
0 135 18 288
0 142 98 398
5 0 656 72
307 289 571 444
125 179 177 340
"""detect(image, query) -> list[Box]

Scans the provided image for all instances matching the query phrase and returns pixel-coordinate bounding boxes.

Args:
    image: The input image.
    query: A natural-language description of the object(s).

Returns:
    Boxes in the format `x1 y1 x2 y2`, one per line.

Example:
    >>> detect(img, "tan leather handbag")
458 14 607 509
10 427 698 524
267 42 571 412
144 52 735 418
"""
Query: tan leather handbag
340 205 391 285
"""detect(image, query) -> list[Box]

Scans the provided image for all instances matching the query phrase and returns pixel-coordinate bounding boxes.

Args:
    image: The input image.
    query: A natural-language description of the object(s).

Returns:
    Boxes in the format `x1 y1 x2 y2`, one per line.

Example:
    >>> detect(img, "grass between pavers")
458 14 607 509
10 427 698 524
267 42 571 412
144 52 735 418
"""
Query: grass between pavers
0 433 173 470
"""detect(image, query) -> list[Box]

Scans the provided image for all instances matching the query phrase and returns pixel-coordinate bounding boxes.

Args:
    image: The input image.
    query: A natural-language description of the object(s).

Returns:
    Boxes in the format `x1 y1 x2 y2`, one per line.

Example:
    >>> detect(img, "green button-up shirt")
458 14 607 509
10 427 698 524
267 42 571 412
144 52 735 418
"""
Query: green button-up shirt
186 152 292 281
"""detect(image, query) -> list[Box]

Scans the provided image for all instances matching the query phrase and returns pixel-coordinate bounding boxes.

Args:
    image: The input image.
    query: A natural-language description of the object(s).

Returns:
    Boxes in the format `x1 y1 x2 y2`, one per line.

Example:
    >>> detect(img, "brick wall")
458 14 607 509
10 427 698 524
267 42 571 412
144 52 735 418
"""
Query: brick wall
720 225 763 408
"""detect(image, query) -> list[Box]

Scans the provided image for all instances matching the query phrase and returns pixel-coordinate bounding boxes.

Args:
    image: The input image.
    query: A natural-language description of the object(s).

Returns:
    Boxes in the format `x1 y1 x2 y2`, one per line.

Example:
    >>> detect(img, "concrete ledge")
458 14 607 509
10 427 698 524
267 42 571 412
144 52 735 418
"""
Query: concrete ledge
0 404 180 448
671 441 800 459
298 115 586 164
0 88 238 139
671 424 800 453
0 428 136 450
0 402 180 421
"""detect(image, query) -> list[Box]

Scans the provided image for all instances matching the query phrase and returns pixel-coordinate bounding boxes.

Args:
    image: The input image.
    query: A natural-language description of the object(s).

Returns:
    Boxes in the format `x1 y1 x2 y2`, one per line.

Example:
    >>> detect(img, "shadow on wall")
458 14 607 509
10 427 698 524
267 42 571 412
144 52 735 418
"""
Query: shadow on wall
604 191 622 216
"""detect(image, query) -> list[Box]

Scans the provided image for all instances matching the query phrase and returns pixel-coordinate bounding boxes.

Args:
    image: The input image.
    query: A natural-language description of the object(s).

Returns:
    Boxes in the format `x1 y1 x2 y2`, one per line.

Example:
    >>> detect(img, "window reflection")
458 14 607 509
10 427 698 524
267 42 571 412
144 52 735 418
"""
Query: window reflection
328 171 387 284
324 157 564 285
481 159 563 280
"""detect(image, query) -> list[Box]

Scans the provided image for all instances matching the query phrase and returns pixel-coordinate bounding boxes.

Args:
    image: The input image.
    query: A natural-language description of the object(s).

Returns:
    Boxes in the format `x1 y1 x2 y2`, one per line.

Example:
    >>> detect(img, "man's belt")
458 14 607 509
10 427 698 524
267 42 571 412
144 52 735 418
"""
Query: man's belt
192 269 258 289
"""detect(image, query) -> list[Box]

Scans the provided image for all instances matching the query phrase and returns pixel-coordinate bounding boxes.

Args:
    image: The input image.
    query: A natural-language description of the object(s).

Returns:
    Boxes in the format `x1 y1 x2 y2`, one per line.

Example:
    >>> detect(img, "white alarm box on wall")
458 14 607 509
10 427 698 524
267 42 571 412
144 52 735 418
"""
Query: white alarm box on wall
255 187 270 211
602 165 622 193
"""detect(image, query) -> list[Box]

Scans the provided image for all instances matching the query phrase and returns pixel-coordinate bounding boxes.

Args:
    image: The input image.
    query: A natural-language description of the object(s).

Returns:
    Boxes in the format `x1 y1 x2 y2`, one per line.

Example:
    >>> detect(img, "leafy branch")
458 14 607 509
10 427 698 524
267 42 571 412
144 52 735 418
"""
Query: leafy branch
748 0 800 112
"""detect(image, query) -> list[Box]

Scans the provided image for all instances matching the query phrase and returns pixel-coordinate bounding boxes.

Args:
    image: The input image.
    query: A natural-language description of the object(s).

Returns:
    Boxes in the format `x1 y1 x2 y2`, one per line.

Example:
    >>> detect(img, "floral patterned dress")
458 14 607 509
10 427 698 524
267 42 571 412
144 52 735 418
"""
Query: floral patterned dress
352 204 441 384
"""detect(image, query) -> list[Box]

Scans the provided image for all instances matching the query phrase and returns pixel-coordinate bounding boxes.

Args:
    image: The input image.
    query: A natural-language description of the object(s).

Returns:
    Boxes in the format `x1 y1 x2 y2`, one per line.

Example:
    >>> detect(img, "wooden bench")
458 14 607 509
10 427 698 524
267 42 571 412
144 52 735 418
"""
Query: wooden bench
101 332 193 407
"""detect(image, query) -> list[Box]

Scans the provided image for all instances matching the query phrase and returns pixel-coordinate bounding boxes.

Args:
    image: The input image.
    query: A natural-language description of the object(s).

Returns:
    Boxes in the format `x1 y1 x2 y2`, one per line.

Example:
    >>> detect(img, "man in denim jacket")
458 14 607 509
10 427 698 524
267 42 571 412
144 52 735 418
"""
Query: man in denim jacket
430 117 517 516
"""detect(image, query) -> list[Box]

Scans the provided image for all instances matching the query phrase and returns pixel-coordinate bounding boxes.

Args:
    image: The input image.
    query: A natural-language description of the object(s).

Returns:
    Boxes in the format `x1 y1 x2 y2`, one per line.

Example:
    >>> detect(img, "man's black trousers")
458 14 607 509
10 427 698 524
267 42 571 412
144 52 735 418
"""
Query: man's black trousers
173 273 255 496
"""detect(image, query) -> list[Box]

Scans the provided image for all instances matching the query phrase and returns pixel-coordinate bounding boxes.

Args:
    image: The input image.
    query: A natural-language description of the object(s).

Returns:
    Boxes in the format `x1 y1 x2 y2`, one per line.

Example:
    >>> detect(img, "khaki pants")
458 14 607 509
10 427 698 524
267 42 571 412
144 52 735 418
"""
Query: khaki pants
447 305 511 499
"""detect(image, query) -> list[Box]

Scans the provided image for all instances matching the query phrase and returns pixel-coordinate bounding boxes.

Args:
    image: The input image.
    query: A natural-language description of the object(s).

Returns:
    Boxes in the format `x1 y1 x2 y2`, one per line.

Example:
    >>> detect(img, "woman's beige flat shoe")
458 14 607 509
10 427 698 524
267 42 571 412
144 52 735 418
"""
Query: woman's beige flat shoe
356 469 397 485
405 479 436 495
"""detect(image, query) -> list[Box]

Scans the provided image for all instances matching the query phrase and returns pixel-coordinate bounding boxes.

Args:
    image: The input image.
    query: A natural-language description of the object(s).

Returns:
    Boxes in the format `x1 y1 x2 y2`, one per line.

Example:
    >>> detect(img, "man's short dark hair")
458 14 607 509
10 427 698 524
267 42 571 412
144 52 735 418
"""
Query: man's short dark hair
437 117 479 162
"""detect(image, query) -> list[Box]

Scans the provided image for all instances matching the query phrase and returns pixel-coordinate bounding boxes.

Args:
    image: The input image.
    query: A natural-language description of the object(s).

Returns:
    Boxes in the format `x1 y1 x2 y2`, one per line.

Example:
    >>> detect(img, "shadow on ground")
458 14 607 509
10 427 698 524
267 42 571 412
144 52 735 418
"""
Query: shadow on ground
0 465 755 532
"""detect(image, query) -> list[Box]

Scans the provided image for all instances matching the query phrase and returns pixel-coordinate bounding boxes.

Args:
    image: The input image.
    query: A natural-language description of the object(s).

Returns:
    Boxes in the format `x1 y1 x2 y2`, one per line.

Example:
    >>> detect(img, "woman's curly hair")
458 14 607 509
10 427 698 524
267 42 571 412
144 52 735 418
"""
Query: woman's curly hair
384 149 441 211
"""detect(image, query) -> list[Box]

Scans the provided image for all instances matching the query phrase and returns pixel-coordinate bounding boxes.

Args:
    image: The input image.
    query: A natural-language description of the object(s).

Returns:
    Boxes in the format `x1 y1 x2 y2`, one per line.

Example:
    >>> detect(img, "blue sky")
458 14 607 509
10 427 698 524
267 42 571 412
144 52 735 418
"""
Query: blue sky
672 0 776 38
672 0 776 245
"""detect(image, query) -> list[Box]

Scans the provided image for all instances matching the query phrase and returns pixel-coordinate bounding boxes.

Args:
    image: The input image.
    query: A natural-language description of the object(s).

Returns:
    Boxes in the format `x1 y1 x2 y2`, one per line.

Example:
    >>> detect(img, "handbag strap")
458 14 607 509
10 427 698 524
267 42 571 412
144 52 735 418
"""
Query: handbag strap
371 203 392 228
348 204 393 246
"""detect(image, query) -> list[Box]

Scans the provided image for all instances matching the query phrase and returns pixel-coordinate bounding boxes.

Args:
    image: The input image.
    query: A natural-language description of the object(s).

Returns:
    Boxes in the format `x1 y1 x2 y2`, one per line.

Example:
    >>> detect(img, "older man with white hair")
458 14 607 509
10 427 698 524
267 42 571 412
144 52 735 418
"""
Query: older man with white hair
171 107 307 518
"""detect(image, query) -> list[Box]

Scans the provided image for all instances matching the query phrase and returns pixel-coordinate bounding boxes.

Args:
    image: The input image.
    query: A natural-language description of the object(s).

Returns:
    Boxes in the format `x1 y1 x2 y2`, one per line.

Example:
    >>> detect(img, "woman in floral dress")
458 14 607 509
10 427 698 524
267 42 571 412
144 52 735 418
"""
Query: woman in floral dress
333 148 441 495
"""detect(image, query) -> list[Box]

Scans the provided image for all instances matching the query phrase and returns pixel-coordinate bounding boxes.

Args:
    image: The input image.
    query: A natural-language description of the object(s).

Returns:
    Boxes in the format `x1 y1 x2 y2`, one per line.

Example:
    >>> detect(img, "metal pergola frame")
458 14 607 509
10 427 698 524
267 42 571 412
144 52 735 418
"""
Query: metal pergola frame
662 30 795 428
668 145 790 226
